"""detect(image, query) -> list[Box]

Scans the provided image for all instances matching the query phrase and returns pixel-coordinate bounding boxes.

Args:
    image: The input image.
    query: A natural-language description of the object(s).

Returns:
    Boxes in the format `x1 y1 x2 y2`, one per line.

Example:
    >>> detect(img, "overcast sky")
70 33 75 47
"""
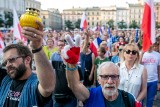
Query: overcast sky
36 0 140 12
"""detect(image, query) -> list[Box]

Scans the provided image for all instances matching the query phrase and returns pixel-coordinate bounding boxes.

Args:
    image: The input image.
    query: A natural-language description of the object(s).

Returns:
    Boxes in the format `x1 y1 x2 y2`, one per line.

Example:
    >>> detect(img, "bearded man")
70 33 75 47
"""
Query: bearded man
66 62 136 107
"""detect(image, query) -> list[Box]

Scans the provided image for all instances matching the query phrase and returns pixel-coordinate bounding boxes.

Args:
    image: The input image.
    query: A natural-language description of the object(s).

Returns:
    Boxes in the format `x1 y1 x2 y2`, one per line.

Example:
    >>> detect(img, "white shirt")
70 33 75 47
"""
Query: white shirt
142 51 160 82
119 62 144 98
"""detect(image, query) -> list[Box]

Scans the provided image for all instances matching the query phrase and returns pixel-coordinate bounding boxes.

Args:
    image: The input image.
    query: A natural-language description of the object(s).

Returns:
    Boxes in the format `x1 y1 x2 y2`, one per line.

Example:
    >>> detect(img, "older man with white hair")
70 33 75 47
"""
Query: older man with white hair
66 61 136 107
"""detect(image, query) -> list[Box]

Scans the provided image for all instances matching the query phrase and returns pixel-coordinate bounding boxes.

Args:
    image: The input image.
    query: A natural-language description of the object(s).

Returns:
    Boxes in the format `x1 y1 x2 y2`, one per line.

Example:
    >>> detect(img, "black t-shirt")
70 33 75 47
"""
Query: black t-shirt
0 72 52 107
0 68 7 85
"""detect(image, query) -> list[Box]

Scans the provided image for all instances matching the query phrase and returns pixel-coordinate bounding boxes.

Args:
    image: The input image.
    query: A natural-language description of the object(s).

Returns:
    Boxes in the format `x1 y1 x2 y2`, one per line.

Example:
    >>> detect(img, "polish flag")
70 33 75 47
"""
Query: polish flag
141 0 155 52
80 12 87 30
0 32 5 49
13 7 27 45
90 37 102 57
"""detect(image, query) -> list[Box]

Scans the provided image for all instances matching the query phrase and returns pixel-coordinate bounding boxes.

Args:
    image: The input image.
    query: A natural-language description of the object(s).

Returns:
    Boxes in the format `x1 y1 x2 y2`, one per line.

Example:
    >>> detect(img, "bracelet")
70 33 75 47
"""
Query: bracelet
32 46 42 53
66 65 78 72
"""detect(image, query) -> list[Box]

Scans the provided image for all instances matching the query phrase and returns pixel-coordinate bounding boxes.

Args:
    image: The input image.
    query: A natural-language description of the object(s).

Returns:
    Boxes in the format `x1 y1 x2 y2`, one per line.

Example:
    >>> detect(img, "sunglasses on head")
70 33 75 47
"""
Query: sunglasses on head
125 50 137 55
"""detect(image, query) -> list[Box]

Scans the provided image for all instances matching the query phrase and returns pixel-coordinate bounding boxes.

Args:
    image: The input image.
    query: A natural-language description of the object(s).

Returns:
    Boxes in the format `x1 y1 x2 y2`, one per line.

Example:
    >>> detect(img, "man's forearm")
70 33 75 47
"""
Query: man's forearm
34 49 56 96
66 64 89 101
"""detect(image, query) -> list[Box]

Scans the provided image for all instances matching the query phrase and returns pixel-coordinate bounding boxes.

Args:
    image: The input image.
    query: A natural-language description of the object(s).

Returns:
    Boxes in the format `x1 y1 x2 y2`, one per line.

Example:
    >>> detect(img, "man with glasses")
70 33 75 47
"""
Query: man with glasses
51 40 80 107
0 21 56 107
65 61 136 107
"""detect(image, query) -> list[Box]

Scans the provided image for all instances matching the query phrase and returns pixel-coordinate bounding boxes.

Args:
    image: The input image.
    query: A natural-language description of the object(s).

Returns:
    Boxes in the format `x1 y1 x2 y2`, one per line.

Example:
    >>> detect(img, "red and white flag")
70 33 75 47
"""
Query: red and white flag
0 32 5 49
13 7 27 45
80 12 87 30
141 0 155 52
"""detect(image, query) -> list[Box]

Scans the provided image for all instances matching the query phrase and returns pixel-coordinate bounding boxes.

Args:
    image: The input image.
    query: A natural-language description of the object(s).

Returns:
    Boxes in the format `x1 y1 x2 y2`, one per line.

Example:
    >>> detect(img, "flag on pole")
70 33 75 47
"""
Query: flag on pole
90 37 102 57
141 0 155 52
13 7 27 44
80 12 87 30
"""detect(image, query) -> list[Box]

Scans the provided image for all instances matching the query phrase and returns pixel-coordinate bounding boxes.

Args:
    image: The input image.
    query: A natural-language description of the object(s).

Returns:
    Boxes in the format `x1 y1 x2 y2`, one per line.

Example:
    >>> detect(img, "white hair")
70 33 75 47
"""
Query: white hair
97 62 120 76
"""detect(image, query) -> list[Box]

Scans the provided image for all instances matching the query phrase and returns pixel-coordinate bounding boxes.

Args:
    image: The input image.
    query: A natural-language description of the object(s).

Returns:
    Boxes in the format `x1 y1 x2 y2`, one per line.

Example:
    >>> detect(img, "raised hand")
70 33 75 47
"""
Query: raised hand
22 21 44 49
62 34 81 64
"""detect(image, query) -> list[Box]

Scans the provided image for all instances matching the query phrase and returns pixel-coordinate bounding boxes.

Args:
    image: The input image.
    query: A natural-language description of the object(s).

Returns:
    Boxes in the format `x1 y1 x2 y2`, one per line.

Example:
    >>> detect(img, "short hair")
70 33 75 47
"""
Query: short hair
3 44 32 67
98 47 106 54
97 62 119 76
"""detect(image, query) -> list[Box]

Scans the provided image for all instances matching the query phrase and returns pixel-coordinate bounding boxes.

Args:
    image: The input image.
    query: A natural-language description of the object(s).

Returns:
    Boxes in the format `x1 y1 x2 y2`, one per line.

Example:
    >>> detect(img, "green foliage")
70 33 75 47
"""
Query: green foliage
129 20 139 29
107 19 114 29
156 21 160 28
74 19 81 29
65 20 74 30
4 11 13 28
0 18 4 27
117 20 127 29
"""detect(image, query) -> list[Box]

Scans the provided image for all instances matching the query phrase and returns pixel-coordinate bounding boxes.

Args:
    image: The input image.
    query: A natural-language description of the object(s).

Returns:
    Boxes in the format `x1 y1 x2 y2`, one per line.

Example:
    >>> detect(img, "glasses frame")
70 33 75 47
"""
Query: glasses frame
2 56 25 66
99 75 120 81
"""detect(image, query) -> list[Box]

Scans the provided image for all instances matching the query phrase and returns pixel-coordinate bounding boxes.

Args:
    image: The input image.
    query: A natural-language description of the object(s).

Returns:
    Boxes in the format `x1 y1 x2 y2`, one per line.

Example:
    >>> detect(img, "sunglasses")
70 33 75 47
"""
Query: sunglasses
125 50 137 55
2 56 24 66
99 75 119 81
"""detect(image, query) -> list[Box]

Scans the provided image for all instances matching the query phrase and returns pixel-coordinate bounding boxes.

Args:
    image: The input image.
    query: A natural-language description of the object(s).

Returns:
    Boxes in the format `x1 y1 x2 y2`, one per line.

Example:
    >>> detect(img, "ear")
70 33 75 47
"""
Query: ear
97 76 101 85
24 56 32 65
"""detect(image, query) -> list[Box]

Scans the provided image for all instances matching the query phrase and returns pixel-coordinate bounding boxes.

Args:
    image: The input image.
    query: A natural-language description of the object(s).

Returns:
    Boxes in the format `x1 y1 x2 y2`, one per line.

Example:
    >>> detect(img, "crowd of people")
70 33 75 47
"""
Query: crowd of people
0 22 160 107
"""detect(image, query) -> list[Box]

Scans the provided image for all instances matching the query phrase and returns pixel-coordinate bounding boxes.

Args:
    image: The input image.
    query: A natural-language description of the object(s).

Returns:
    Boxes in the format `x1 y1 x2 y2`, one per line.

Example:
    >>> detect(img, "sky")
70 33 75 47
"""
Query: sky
36 0 139 12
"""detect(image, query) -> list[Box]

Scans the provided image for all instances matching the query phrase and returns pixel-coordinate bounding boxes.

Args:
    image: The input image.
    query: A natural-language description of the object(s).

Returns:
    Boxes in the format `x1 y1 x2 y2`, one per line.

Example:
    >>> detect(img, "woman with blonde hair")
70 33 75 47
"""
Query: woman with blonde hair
119 43 147 102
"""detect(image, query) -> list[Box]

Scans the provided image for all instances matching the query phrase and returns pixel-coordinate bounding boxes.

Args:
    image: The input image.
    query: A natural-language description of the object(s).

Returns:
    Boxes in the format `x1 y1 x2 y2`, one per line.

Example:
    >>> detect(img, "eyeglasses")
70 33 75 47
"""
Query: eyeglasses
2 56 24 66
125 50 137 55
99 75 119 81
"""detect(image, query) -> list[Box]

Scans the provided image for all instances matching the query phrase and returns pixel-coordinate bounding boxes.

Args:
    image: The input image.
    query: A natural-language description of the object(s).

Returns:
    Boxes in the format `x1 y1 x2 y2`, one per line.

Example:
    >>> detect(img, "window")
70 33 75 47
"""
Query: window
88 12 90 15
88 17 90 20
92 17 94 20
43 16 45 19
92 12 94 15
97 12 99 15
88 22 90 25
97 17 99 20
92 22 94 25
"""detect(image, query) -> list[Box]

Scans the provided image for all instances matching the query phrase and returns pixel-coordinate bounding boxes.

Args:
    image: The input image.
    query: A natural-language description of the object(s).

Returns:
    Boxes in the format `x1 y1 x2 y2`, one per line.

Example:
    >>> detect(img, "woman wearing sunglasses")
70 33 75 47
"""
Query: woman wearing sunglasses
118 43 147 102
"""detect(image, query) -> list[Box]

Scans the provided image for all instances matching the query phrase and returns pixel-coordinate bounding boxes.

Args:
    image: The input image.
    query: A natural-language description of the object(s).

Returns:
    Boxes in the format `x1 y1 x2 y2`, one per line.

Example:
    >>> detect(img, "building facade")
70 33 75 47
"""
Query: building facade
41 9 62 30
155 2 160 24
0 0 25 20
25 0 41 11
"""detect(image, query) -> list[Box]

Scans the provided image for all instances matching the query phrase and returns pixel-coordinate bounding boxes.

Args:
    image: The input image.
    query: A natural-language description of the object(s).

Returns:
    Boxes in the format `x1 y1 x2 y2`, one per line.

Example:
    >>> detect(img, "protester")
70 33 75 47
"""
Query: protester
43 38 58 60
119 43 147 102
66 61 136 107
0 21 56 107
50 39 78 107
80 31 95 87
141 45 160 107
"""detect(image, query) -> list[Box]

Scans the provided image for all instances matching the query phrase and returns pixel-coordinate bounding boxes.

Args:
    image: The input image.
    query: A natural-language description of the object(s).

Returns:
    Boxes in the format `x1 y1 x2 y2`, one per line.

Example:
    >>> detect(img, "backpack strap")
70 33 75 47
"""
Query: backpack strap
121 90 131 107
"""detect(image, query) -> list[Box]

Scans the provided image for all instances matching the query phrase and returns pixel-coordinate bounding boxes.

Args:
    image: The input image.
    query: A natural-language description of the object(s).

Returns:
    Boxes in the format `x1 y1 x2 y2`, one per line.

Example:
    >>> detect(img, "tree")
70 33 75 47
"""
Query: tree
129 20 139 29
107 19 114 29
0 18 4 27
117 20 127 29
65 20 74 30
74 19 81 29
4 11 13 28
156 21 160 28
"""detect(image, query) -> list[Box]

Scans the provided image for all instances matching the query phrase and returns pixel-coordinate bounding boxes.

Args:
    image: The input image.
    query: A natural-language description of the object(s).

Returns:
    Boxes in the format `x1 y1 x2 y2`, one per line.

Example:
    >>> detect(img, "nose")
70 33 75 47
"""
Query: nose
107 77 113 84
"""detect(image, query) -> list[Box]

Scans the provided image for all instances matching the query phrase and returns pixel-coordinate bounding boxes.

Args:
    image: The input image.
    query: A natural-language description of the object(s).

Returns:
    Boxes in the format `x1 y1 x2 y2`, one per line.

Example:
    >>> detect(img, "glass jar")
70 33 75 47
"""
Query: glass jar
20 8 42 29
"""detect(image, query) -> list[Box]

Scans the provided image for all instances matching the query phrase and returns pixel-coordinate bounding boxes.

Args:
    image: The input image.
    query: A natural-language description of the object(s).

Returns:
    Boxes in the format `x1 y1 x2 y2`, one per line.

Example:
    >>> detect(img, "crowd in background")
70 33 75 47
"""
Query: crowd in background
0 28 160 107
